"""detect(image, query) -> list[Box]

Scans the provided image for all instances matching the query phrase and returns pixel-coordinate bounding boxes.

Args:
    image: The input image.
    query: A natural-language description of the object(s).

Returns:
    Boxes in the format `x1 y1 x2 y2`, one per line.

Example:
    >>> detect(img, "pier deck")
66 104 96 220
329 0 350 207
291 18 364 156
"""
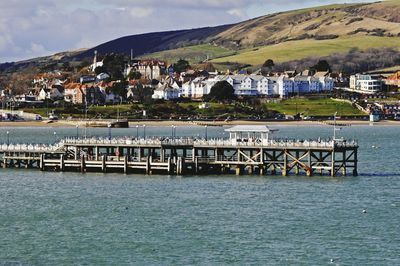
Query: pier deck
0 137 358 177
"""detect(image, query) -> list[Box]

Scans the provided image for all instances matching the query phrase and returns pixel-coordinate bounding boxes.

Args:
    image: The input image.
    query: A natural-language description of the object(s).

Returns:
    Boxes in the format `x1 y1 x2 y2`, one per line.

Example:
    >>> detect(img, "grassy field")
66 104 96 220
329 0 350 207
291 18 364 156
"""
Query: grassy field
369 65 400 73
142 36 400 67
211 36 400 66
141 44 236 64
266 98 365 116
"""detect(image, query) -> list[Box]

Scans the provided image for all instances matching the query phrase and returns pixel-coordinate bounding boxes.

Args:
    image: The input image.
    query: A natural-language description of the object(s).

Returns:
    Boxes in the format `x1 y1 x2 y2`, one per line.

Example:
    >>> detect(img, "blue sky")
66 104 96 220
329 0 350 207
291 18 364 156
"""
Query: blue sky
0 0 375 63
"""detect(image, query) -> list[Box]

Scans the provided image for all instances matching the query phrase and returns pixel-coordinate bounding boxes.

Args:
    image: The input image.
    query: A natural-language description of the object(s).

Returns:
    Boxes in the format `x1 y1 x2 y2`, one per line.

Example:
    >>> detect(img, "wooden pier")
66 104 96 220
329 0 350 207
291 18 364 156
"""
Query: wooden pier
0 126 358 177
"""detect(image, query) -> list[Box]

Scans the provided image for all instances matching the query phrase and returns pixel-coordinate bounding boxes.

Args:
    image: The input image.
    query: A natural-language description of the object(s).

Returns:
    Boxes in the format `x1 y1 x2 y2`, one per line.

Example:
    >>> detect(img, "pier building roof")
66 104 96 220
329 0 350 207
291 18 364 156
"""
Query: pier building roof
225 125 276 133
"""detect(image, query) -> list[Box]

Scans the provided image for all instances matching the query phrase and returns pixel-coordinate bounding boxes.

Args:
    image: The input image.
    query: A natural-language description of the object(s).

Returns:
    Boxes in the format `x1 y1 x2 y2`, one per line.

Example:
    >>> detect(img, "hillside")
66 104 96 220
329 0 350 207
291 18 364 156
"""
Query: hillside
75 26 232 60
145 1 400 66
2 1 400 73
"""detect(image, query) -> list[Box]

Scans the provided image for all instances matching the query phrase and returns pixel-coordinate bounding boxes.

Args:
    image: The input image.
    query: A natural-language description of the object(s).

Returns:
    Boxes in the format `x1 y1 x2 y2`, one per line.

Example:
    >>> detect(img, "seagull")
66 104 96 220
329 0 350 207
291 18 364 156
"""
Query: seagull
330 258 335 263
362 209 367 213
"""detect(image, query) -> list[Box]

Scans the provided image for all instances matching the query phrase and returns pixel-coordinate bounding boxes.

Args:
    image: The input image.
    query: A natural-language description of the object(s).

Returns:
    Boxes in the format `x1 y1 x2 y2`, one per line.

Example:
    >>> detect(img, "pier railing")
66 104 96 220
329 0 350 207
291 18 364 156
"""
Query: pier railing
60 137 358 149
0 143 64 152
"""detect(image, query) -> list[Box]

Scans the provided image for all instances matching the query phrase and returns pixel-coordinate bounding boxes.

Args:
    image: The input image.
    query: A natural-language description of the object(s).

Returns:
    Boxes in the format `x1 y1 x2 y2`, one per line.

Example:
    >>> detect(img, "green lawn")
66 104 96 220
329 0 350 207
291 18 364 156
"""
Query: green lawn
266 98 366 116
142 44 236 64
212 36 400 66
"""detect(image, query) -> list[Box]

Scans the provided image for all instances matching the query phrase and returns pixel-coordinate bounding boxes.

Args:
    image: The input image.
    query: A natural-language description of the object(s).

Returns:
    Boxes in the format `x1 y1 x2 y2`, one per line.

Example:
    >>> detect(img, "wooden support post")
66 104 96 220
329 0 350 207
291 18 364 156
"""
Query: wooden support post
307 150 312 177
60 155 65 172
259 165 265 176
181 157 185 175
248 166 254 175
102 155 106 173
124 155 128 174
161 148 165 162
235 165 243 176
353 148 358 176
167 157 172 174
40 154 44 171
95 147 99 161
146 156 151 175
194 156 199 174
81 156 85 173
295 151 299 175
282 150 288 176
177 157 181 175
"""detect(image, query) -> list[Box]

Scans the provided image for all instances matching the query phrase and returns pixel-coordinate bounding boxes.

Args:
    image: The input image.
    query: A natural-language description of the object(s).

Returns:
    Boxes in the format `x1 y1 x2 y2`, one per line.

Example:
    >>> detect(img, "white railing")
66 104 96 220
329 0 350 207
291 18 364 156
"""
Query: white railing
1 137 357 152
0 143 64 152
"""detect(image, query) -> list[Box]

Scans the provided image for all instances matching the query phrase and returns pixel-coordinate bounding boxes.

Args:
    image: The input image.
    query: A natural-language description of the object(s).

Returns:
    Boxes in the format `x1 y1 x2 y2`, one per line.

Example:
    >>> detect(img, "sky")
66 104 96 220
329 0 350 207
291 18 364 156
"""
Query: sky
0 0 375 63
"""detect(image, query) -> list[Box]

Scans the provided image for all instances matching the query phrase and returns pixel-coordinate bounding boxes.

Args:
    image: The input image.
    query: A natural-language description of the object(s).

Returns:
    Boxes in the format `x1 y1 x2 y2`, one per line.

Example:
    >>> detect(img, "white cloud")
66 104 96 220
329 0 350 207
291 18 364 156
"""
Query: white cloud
0 34 14 52
129 7 153 18
228 9 247 20
29 43 47 55
0 0 375 63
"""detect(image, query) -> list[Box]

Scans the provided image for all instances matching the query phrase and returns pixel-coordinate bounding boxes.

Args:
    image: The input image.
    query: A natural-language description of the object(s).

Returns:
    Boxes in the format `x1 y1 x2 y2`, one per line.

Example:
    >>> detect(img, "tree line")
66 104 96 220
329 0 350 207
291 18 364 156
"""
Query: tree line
272 47 400 74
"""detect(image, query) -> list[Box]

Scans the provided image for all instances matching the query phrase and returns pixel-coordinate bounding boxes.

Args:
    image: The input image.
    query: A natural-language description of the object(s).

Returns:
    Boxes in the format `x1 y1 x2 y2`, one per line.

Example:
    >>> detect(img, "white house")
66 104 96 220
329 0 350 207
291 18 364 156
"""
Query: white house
152 77 181 100
152 84 180 100
37 86 64 101
350 74 383 93
182 77 213 99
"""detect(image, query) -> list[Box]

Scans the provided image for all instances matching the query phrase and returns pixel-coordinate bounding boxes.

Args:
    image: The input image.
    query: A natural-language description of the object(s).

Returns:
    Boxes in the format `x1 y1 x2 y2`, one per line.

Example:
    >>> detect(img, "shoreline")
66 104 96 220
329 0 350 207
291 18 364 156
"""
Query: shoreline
1 119 400 127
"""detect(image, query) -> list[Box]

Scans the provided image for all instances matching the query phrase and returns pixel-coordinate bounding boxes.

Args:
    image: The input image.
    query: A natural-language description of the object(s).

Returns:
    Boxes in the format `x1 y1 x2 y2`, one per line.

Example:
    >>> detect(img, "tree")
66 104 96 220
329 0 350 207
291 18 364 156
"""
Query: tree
263 59 275 69
128 71 142 80
94 66 107 75
129 83 154 104
102 53 126 80
109 81 128 99
174 59 190 73
311 60 331 72
207 81 235 101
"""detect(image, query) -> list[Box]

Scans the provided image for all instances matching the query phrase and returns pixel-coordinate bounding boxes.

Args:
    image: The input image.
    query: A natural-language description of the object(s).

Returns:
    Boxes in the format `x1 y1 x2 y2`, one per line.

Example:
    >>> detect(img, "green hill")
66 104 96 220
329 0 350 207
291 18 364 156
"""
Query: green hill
143 1 400 67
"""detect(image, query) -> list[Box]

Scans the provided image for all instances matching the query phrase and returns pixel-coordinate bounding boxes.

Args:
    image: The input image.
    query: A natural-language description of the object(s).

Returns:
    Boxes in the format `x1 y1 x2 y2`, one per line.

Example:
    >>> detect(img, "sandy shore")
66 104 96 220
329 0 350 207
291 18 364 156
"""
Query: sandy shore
1 119 400 128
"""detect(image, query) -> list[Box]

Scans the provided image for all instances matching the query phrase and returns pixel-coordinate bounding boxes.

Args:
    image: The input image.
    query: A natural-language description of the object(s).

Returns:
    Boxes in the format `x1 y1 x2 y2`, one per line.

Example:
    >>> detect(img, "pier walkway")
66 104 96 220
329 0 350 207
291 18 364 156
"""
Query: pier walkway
0 126 358 176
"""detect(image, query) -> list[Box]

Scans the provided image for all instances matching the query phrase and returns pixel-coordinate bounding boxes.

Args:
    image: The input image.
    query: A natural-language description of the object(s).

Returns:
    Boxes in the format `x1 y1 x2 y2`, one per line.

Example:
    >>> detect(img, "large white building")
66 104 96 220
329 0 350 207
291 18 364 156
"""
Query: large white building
350 74 383 93
182 74 334 99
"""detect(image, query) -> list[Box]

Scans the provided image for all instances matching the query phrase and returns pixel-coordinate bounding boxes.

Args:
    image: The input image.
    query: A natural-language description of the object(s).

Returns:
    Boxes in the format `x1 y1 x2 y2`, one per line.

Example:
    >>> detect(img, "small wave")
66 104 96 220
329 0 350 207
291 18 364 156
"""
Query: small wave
360 173 400 177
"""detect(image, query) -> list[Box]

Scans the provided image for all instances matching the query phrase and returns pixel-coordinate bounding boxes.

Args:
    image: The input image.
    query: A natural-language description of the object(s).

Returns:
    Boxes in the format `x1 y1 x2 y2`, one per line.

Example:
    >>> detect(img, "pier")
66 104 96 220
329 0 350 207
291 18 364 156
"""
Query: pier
0 126 358 177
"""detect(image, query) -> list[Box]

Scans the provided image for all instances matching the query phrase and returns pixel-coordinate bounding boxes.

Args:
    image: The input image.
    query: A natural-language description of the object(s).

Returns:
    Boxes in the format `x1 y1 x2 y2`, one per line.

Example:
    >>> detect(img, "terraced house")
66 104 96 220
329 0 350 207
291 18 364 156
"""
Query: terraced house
182 74 334 99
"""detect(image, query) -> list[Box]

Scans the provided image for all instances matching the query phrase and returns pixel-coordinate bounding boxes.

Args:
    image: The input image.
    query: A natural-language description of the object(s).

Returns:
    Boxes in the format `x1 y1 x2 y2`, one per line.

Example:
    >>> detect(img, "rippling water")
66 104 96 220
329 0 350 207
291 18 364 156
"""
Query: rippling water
0 125 399 265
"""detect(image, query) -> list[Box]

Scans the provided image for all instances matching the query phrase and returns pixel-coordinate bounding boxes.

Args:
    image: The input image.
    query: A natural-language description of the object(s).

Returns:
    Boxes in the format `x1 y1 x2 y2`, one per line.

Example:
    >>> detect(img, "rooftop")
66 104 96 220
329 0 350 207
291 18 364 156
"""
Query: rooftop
224 125 277 133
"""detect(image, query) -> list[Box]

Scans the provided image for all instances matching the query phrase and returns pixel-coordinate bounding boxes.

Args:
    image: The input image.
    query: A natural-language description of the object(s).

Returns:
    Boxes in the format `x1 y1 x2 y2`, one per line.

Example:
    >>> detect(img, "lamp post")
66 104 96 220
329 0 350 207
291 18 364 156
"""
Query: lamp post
76 125 79 139
205 125 208 140
6 131 9 146
143 124 146 139
136 125 139 139
108 123 112 140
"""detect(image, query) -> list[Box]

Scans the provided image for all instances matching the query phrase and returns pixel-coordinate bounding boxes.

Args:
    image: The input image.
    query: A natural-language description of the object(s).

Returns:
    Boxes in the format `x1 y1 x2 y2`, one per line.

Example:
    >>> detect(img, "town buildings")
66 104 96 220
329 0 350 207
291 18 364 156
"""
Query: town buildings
181 73 334 99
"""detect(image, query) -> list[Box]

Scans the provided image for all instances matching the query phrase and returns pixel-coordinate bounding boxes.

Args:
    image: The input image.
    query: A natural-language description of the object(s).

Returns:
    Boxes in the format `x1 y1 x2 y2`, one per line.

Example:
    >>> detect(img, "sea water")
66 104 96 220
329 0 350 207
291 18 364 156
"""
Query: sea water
0 125 399 265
